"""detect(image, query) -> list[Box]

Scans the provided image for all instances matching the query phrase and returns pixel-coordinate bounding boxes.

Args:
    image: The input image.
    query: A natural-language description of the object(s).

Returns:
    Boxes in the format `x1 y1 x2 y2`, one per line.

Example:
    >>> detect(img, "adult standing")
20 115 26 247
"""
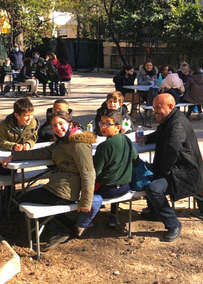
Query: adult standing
141 94 203 242
9 43 24 71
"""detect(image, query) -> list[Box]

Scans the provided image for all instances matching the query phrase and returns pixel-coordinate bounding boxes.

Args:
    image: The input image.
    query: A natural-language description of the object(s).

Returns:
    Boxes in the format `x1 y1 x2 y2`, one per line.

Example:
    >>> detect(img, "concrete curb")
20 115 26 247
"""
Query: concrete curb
0 235 21 284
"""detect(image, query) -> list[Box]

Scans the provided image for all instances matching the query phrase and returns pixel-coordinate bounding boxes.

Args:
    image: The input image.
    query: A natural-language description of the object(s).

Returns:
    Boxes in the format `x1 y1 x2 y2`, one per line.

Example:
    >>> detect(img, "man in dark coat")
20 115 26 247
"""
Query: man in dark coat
142 93 203 242
9 43 24 71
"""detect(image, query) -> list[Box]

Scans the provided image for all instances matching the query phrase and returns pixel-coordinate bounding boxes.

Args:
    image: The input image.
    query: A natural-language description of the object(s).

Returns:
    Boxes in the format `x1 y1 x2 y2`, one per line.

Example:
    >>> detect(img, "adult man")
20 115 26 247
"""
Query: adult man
9 43 24 71
142 93 203 242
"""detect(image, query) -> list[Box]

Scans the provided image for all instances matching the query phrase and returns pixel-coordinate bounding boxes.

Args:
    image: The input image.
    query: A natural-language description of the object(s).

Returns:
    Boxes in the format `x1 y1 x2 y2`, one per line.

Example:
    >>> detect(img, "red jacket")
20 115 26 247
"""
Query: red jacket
50 59 60 69
58 63 73 79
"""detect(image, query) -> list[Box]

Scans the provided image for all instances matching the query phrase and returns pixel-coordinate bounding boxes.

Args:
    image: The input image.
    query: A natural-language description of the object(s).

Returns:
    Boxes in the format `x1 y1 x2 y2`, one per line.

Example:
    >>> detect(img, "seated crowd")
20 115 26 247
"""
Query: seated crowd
0 50 73 96
1 57 203 253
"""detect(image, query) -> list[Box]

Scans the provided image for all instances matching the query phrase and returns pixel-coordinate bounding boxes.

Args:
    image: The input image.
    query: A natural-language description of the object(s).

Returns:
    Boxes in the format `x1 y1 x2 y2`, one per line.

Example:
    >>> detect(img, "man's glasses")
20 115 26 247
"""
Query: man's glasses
98 122 116 128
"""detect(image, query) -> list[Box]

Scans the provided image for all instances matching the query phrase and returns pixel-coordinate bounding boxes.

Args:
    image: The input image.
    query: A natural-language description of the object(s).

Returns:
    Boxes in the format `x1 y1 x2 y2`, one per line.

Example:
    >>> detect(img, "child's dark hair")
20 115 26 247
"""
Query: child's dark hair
50 110 80 128
101 109 123 126
14 98 34 115
106 91 124 104
190 65 201 73
54 99 69 106
23 57 32 66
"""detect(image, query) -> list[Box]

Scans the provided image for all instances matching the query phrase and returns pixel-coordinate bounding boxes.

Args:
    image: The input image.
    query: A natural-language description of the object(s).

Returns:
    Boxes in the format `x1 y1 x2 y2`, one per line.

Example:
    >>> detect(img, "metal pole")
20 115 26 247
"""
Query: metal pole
97 16 100 72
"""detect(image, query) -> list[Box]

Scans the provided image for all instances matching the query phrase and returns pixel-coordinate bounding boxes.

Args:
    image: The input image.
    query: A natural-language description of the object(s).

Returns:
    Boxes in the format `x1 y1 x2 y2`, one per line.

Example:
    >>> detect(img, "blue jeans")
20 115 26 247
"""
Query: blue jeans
77 183 130 228
145 178 180 230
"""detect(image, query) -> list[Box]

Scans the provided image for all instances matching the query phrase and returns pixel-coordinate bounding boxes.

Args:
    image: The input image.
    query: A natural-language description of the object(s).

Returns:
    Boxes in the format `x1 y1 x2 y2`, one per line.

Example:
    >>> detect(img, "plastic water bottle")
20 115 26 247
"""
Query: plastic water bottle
136 125 145 146
158 73 162 87
87 122 93 132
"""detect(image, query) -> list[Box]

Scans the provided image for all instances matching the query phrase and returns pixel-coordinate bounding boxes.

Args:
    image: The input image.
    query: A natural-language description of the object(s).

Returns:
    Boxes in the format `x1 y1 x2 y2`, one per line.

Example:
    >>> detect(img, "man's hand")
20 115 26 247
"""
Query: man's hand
1 155 13 168
13 143 24 151
78 207 91 213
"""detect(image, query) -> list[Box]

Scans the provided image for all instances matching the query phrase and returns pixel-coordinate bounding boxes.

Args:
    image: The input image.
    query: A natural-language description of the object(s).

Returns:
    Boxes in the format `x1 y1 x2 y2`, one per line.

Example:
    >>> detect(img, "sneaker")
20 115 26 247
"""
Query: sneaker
164 222 182 242
193 106 199 113
74 222 94 237
109 216 117 227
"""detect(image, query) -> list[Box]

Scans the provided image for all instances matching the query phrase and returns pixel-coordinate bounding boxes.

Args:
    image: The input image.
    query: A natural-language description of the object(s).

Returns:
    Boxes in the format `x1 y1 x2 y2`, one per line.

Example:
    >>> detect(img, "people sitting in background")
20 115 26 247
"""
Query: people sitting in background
0 58 12 93
177 62 190 83
45 61 61 95
58 58 73 82
113 65 137 97
18 57 39 96
2 111 96 251
157 64 169 80
160 66 185 104
31 51 40 70
182 65 203 120
38 99 73 142
35 57 47 96
94 91 135 136
49 52 60 69
137 59 158 102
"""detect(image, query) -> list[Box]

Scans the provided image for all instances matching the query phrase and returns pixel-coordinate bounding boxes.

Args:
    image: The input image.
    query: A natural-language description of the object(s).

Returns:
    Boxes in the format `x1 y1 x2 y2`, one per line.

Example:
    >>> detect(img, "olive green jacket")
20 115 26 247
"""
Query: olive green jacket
0 113 39 150
13 132 97 209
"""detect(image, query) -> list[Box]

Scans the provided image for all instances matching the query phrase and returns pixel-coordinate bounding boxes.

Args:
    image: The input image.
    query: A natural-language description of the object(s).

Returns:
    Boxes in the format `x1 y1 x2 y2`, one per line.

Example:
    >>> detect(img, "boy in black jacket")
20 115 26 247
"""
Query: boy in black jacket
35 57 47 96
94 91 135 136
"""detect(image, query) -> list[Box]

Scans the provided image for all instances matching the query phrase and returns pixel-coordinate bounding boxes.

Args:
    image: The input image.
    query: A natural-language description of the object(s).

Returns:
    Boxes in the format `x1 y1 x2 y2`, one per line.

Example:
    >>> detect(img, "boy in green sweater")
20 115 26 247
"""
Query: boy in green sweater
93 109 140 226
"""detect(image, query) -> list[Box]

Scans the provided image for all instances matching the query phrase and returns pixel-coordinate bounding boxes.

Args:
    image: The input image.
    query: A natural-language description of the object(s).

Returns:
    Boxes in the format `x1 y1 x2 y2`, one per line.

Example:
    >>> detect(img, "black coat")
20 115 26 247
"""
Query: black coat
113 71 137 95
146 108 203 201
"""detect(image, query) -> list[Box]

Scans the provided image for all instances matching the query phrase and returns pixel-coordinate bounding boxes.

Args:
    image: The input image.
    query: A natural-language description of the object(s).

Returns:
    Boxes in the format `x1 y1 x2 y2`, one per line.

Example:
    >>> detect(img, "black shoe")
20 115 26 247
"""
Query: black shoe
140 209 158 221
41 220 69 252
164 222 182 242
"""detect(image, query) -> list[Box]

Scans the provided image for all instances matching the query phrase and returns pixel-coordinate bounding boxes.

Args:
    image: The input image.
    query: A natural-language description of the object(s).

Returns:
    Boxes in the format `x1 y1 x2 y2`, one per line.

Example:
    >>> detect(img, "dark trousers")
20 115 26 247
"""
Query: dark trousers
96 183 130 214
145 178 180 230
49 81 58 94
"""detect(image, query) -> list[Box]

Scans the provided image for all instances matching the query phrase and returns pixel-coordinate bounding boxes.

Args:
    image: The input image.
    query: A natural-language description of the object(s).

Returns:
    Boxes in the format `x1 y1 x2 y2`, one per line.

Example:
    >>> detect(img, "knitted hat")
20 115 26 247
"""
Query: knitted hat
38 57 44 64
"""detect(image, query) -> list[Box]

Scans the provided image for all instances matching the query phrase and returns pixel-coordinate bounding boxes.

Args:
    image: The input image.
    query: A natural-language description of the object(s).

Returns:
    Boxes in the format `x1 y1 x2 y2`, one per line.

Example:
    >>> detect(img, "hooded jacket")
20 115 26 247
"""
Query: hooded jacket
183 73 203 104
146 108 203 201
160 73 184 93
138 64 158 85
58 63 73 80
0 113 39 150
12 132 96 209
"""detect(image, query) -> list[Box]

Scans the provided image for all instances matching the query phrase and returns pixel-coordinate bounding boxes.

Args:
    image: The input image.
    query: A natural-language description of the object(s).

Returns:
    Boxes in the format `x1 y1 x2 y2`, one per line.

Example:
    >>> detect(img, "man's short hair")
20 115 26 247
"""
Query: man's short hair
180 62 189 68
106 91 124 104
14 98 34 115
101 109 123 126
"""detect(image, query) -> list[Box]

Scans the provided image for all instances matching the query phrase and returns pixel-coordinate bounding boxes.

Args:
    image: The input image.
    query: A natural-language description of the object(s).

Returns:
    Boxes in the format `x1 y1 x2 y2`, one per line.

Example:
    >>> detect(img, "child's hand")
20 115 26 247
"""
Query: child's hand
22 143 31 151
78 207 91 213
1 155 13 168
14 143 24 151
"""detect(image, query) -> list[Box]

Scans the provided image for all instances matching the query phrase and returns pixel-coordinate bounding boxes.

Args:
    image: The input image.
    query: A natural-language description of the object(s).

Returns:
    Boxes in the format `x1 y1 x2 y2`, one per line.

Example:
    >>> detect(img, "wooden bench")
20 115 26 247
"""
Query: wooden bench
19 190 146 259
140 103 195 127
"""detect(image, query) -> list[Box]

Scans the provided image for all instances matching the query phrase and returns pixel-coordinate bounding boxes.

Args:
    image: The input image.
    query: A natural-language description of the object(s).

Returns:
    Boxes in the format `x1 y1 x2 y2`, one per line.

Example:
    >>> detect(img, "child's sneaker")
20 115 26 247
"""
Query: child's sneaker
109 215 116 227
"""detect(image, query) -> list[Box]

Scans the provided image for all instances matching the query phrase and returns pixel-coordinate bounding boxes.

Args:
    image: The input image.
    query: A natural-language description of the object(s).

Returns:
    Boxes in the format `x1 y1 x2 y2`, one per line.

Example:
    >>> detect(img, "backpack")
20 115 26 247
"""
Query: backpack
146 87 159 106
59 83 67 96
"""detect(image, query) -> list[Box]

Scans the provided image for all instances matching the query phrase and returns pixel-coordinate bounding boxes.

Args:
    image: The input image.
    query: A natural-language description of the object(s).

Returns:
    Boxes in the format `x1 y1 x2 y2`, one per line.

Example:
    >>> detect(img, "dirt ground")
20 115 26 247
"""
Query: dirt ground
1 198 203 284
1 71 203 283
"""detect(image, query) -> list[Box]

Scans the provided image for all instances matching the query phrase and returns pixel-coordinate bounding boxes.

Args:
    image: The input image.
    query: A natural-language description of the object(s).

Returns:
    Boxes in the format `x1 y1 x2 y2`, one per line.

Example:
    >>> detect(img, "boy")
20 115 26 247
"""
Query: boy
35 57 47 96
94 91 135 136
0 97 39 152
37 99 72 142
75 109 140 236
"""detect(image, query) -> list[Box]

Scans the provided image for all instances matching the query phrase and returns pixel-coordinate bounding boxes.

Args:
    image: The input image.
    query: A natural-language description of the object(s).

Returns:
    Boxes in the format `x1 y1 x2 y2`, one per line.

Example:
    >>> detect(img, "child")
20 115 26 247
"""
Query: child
35 57 47 96
0 58 12 93
0 97 39 175
75 109 140 236
2 111 96 251
18 57 39 96
177 62 190 83
95 91 135 136
45 61 61 95
37 99 73 142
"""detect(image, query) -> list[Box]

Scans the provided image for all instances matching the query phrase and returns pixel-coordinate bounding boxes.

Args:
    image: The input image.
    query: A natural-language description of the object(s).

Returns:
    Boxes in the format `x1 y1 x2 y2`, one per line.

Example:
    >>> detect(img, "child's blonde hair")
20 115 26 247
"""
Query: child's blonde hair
106 91 124 104
180 62 189 69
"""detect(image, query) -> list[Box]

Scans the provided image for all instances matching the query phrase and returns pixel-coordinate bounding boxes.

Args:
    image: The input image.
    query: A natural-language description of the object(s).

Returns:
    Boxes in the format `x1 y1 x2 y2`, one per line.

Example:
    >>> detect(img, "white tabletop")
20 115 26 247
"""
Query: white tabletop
123 85 159 91
6 71 20 75
0 134 155 171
